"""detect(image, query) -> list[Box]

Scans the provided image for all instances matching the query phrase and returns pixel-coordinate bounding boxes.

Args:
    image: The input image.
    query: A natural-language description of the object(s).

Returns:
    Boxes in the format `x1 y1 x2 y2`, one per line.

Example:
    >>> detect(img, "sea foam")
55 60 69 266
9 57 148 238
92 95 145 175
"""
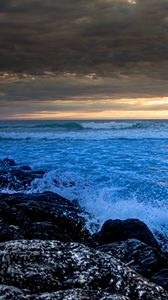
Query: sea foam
26 169 168 248
0 120 168 248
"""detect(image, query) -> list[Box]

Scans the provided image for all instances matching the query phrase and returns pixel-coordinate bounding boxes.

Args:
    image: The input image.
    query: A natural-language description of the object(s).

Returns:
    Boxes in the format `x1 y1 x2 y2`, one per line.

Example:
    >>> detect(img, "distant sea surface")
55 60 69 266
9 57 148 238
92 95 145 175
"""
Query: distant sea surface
0 119 168 244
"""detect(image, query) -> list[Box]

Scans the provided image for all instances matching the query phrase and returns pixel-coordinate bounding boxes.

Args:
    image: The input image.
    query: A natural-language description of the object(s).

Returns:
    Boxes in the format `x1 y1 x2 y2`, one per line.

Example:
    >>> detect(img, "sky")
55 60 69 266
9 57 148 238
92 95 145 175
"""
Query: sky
1 0 168 119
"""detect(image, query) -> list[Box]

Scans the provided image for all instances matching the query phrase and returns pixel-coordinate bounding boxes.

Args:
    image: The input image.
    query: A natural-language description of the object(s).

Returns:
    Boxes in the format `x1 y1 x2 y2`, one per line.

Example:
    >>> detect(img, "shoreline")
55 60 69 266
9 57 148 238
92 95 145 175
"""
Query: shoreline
0 158 168 298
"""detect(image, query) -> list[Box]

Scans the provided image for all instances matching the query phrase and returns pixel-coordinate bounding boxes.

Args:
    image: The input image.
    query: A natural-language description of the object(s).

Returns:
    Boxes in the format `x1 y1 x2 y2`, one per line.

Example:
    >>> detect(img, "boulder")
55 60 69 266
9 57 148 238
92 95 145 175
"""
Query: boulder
34 289 130 300
0 285 27 299
0 158 16 167
0 286 130 299
0 164 45 191
0 240 167 299
151 269 168 292
89 219 159 249
0 192 90 243
97 239 167 278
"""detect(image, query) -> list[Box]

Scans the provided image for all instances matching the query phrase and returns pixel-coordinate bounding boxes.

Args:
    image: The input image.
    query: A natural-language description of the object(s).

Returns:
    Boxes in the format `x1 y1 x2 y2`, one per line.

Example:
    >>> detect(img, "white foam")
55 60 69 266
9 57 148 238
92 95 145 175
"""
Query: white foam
0 188 19 194
1 127 168 140
80 121 132 130
28 170 168 248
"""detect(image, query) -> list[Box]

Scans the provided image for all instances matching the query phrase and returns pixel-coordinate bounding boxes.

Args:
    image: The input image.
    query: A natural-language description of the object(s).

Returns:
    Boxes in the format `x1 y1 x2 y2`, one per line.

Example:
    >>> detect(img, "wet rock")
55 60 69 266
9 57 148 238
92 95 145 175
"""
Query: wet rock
35 289 130 300
151 269 168 292
0 158 16 167
0 158 45 191
26 221 72 242
0 284 29 299
97 239 166 278
0 286 130 300
89 219 159 249
0 240 167 300
0 192 90 243
19 165 32 171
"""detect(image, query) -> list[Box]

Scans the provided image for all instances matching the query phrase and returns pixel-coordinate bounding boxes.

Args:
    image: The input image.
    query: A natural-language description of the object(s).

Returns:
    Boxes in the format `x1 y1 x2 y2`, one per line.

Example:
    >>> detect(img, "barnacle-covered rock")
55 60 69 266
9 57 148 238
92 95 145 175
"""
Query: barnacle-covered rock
0 240 167 299
97 239 166 278
0 192 89 243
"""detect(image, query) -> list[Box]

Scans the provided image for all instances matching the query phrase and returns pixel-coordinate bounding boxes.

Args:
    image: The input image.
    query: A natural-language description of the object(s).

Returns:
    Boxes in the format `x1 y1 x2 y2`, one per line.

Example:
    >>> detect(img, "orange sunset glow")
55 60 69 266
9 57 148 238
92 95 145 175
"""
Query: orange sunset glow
2 97 168 120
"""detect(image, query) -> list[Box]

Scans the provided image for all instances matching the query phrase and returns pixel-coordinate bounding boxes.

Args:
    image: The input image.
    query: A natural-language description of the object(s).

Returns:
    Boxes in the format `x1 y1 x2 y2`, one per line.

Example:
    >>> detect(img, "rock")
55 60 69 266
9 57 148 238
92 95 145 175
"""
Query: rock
35 289 130 300
0 240 167 299
0 192 90 243
0 158 45 191
0 284 29 299
0 286 130 300
151 269 168 291
19 165 32 171
0 158 16 167
89 219 159 249
154 232 168 251
26 221 72 242
97 239 167 278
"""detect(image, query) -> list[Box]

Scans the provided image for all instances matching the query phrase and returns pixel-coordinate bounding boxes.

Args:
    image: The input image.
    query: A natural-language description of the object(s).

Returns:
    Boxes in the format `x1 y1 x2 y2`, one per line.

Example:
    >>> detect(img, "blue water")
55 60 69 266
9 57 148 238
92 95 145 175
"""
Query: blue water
0 120 168 244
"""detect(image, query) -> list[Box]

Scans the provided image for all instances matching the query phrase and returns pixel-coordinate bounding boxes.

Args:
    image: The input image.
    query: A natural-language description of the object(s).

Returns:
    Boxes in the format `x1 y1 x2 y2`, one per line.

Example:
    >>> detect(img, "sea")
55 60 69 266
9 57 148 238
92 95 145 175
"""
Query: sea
0 119 168 245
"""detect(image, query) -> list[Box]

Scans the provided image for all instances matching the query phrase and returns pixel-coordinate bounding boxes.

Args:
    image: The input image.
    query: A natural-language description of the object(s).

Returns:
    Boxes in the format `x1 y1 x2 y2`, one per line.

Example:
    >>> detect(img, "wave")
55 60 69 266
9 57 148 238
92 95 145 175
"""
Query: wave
34 121 84 130
31 120 168 131
0 121 84 131
26 170 168 248
1 166 168 249
0 129 168 141
1 120 168 131
0 120 168 141
80 120 158 130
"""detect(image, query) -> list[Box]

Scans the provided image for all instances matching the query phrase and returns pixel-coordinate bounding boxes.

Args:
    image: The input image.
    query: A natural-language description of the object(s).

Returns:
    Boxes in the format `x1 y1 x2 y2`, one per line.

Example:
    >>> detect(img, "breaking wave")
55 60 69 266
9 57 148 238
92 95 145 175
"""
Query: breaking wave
0 120 168 140
1 119 168 249
25 170 168 248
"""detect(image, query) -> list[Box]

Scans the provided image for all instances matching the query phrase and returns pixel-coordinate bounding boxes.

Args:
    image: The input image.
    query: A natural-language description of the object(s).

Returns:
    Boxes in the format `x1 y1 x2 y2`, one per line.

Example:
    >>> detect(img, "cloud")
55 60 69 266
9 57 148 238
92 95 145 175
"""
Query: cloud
0 0 168 79
1 0 168 119
1 74 168 103
1 76 168 119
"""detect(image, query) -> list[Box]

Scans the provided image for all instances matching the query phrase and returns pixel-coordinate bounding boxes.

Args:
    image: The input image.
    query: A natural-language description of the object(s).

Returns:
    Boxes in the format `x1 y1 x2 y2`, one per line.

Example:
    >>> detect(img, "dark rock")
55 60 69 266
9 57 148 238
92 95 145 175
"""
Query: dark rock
0 284 27 299
0 159 45 191
26 221 72 242
0 158 16 167
0 286 130 300
20 165 32 171
89 219 159 249
35 289 130 300
32 170 45 175
0 192 90 243
151 269 168 291
0 167 45 191
154 232 168 251
0 240 167 299
97 239 167 278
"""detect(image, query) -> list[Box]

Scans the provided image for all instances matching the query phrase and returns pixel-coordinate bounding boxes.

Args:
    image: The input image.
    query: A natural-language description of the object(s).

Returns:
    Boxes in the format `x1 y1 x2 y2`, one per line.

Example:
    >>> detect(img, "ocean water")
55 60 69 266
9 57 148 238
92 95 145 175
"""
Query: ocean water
0 119 168 245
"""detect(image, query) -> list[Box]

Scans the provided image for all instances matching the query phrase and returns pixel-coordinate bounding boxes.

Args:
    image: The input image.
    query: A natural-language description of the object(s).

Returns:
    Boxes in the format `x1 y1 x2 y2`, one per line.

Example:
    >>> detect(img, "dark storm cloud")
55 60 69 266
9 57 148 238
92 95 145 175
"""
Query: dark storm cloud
1 75 168 102
1 0 168 119
0 0 168 78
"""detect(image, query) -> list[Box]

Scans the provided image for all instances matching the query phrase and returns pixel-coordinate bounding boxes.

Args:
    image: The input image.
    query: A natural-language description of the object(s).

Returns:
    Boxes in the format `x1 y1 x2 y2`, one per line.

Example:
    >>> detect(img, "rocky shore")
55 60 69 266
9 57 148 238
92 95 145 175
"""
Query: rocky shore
0 159 168 299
